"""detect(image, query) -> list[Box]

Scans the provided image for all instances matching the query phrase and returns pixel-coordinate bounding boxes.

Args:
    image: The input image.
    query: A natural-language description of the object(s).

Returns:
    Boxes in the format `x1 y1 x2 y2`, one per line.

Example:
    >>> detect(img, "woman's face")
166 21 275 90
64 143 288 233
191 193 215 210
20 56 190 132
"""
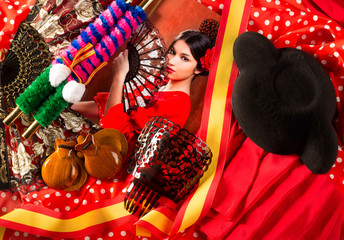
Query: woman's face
166 40 201 81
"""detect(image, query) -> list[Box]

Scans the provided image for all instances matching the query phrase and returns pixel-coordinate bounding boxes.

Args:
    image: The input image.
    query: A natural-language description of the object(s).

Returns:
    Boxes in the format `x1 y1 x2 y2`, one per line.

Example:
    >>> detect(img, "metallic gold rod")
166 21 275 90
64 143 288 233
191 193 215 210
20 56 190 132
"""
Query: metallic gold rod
22 120 41 139
138 0 154 10
3 106 23 126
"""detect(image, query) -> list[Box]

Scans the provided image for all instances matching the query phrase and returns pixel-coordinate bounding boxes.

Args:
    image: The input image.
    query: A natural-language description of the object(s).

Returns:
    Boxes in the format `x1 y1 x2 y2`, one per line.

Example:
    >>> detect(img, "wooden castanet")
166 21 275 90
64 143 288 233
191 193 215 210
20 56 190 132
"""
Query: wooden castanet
74 129 127 179
41 139 88 191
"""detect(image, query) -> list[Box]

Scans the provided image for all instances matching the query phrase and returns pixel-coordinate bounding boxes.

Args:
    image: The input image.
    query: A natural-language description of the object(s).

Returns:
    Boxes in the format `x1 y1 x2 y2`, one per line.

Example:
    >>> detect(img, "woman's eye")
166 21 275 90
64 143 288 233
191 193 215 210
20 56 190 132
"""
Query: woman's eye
169 49 175 55
181 56 189 62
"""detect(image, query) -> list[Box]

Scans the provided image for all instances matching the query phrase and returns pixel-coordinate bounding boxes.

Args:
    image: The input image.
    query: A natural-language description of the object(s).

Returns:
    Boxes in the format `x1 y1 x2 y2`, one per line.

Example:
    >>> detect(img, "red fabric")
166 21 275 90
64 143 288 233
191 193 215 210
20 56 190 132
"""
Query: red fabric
199 122 344 239
303 0 344 27
97 91 191 136
196 0 224 15
0 0 36 51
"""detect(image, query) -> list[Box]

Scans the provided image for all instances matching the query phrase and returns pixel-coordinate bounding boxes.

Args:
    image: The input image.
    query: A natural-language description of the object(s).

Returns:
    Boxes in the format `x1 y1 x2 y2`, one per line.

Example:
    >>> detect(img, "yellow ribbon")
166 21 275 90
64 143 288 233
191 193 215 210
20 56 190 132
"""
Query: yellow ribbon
61 43 108 85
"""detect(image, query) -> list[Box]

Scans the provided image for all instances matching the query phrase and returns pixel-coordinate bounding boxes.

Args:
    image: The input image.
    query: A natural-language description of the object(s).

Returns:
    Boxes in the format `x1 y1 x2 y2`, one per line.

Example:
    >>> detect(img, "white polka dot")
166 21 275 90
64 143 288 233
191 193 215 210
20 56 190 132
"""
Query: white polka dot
14 1 20 5
108 232 114 237
313 15 318 21
193 232 199 238
8 5 13 9
330 43 335 48
333 163 336 167
334 52 339 57
55 192 61 197
301 34 307 39
142 238 148 240
97 238 103 240
285 40 290 45
296 0 302 3
274 25 279 31
267 0 271 2
121 231 126 236
249 20 254 25
113 179 118 183
208 6 212 10
289 11 294 16
337 157 343 163
110 187 114 193
261 7 267 11
32 194 37 198
309 27 315 32
336 26 341 31
300 11 306 16
10 19 14 25
324 25 330 29
122 188 127 193
44 194 50 198
330 174 334 179
3 17 7 23
1 192 6 198
254 12 259 17
285 21 291 27
65 206 71 211
12 195 17 201
321 60 327 65
17 9 22 14
34 201 39 205
0 31 4 36
337 97 341 102
74 198 79 204
310 40 316 45
83 200 87 205
267 34 272 39
85 237 90 240
23 232 29 237
219 4 224 9
14 231 20 236
66 193 72 198
275 16 280 21
275 0 280 5
96 180 102 185
101 189 106 194
2 207 7 212
265 20 270 25
54 208 60 212
90 188 94 193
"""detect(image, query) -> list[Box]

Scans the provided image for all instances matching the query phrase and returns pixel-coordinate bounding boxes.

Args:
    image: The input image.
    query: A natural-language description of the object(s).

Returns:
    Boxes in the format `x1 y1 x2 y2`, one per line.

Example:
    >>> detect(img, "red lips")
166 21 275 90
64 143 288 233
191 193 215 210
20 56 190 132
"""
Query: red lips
166 66 175 73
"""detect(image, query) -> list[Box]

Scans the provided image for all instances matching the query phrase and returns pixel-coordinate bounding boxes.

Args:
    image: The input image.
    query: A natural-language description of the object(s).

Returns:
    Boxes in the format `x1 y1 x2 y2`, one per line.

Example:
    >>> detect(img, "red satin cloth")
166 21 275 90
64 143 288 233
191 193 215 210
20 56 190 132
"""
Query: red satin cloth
199 122 344 239
97 91 191 137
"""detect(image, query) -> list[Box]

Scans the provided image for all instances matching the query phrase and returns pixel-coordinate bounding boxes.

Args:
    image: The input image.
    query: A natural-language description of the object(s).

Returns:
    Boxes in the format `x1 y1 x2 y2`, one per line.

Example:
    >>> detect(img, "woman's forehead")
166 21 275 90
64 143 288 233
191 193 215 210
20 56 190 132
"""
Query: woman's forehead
173 40 192 56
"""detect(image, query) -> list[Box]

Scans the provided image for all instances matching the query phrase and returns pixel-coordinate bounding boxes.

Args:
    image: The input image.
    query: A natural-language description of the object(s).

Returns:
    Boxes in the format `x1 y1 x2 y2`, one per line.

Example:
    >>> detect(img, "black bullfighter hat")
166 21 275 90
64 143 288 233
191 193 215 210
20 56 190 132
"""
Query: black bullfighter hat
232 31 338 174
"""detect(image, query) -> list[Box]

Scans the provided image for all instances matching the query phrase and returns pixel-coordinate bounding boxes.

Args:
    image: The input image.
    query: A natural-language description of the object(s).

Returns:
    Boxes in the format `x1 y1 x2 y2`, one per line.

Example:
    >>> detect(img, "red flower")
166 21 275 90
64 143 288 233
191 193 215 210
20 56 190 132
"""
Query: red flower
200 47 215 71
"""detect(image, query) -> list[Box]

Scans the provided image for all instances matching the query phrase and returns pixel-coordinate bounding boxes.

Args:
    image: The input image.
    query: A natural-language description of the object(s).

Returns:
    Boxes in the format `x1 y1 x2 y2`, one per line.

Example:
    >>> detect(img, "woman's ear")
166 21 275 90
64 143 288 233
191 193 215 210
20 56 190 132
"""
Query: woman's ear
194 67 202 75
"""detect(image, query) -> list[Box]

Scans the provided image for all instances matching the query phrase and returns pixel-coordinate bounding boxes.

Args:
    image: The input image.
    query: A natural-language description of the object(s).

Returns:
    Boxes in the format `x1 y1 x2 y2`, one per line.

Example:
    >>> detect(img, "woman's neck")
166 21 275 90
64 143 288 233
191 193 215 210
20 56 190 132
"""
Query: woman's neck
163 77 193 95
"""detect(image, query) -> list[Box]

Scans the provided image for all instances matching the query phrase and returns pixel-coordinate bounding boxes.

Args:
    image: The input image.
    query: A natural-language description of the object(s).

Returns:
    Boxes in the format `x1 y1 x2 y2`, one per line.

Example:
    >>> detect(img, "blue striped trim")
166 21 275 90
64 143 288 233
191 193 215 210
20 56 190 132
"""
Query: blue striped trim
90 24 102 42
56 58 63 64
71 39 81 50
86 58 96 70
100 41 111 58
122 15 133 31
109 34 119 50
108 4 119 23
99 15 111 35
94 47 104 63
80 31 92 45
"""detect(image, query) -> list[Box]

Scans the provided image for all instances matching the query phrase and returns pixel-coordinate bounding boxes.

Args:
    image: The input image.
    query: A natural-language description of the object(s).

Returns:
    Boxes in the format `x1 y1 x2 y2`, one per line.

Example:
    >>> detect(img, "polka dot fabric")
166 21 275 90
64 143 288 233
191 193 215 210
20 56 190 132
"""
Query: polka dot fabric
0 0 36 51
246 0 344 194
196 0 224 15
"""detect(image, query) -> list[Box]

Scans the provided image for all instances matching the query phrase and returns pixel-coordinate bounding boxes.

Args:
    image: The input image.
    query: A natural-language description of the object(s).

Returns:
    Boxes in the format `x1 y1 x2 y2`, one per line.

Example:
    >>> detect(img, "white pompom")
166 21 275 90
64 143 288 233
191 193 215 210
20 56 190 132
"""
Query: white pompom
62 81 86 103
50 64 71 87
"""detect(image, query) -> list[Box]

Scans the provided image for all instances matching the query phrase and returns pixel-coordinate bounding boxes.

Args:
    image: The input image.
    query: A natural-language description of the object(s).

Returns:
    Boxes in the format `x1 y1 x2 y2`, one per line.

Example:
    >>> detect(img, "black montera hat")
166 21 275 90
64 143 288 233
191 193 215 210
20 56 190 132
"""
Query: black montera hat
232 31 338 174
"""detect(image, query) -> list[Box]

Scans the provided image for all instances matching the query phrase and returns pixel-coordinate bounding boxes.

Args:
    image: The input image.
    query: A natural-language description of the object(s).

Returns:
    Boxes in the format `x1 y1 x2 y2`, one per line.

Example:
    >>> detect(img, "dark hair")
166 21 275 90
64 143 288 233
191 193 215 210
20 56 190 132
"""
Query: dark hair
167 30 213 76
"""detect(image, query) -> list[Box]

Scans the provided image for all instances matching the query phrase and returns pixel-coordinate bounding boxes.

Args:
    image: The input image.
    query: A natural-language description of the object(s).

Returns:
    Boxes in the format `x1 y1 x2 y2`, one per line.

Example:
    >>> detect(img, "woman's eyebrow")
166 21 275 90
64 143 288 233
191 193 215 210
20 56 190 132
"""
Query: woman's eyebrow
181 53 190 57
